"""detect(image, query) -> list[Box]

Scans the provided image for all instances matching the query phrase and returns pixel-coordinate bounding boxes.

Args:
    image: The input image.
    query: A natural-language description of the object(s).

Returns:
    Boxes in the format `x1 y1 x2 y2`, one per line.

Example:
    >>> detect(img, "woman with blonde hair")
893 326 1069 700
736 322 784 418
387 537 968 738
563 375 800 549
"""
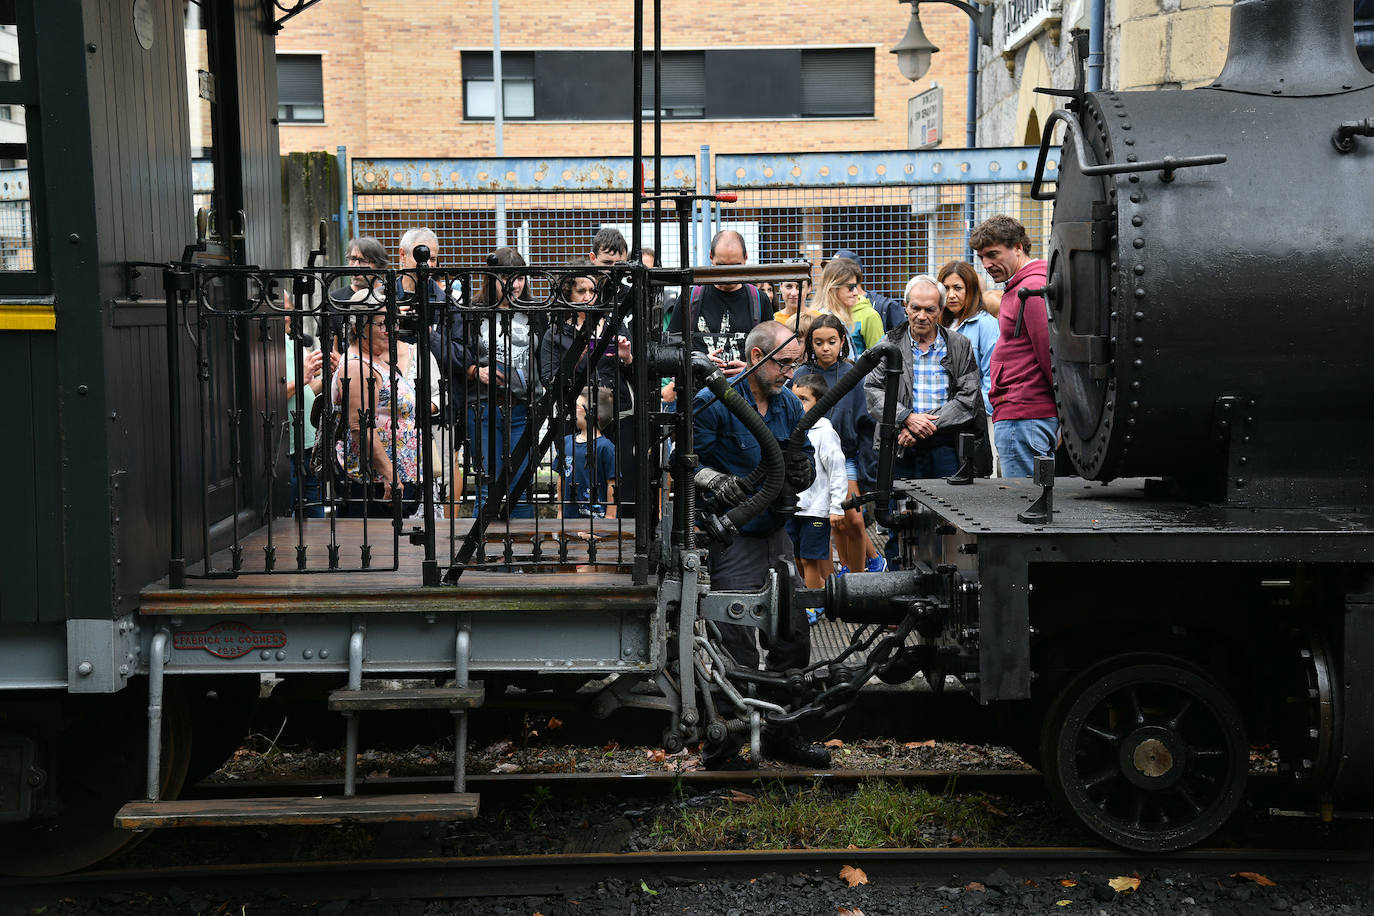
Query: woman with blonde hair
815 257 884 357
936 260 998 429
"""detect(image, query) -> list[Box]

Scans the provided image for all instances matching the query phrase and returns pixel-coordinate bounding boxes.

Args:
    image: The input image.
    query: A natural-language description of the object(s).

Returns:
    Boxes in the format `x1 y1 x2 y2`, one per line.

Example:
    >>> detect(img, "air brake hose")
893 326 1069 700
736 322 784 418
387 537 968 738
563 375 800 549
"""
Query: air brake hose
690 354 785 540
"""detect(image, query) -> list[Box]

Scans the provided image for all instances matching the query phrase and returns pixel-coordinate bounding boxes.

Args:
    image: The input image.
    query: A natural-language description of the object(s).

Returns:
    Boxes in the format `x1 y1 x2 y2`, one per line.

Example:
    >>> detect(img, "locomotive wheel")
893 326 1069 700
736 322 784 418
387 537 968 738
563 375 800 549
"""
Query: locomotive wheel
1040 656 1248 852
0 683 192 876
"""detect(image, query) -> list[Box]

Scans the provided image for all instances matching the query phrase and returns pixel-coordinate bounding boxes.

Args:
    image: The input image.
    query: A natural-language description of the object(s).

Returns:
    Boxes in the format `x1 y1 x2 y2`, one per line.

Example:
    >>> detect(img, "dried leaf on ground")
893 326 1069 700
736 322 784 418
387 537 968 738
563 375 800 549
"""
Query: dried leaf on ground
602 741 619 752
824 738 845 748
491 762 522 774
646 748 666 763
725 789 758 804
982 800 1008 816
903 739 937 748
837 907 866 916
485 740 514 755
1109 876 1141 893
1233 872 1277 887
965 882 985 892
546 716 564 729
1055 900 1072 907
1059 879 1078 887
839 865 869 888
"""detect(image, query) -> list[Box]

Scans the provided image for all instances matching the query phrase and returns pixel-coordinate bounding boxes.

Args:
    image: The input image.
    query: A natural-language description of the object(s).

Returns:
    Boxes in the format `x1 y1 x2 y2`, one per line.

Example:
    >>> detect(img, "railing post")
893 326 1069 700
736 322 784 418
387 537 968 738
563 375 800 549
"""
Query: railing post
163 266 192 589
415 253 439 587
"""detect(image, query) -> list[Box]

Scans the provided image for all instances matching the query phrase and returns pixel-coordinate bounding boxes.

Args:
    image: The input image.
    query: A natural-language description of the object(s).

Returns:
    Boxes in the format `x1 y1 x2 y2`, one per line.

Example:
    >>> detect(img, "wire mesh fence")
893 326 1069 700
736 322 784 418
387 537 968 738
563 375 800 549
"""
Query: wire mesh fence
349 148 1055 310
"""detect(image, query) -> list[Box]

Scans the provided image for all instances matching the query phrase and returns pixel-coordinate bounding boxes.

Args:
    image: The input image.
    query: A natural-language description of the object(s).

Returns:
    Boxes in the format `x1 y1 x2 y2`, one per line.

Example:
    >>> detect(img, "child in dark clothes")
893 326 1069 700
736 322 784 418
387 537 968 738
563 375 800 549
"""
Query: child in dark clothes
792 314 886 574
559 387 617 518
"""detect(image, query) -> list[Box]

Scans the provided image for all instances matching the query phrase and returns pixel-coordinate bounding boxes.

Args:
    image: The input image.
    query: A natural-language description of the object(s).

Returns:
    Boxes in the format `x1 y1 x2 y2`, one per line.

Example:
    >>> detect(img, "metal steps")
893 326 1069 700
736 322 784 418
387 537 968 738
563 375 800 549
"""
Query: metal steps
115 792 479 829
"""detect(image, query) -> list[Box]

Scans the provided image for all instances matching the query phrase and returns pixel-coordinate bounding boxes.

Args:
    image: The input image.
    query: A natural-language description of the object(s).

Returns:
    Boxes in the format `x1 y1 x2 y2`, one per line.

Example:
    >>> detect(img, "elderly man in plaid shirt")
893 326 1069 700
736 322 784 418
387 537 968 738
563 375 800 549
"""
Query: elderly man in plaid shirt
863 274 988 480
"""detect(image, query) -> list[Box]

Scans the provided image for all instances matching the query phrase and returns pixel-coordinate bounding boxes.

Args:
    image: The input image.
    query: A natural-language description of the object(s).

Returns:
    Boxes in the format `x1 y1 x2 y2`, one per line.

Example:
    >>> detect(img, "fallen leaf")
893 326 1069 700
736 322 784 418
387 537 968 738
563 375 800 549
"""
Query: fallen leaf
547 716 563 729
646 748 666 763
602 741 619 752
1059 879 1078 887
1232 872 1277 887
839 865 869 888
983 801 1008 817
823 738 844 748
1024 879 1039 887
419 756 437 766
903 739 937 748
1108 876 1141 894
491 762 522 773
949 834 964 846
1056 900 1072 907
486 739 513 755
640 879 658 896
965 882 986 892
837 908 866 916
725 789 758 804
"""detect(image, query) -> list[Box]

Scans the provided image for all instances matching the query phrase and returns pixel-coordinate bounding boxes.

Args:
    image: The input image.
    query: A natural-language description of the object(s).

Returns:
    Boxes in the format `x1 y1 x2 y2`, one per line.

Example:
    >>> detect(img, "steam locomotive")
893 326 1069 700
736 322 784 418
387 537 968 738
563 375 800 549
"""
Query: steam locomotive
0 0 1370 875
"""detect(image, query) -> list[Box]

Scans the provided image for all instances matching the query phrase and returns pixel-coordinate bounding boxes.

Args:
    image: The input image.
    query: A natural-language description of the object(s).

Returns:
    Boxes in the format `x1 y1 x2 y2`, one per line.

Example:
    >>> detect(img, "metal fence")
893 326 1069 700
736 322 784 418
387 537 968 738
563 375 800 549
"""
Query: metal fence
348 147 1057 302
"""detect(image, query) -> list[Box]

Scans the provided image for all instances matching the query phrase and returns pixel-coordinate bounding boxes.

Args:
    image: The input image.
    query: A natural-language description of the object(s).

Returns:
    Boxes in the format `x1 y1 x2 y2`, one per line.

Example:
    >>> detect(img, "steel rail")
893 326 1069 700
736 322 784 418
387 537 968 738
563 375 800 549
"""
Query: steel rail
7 846 1372 905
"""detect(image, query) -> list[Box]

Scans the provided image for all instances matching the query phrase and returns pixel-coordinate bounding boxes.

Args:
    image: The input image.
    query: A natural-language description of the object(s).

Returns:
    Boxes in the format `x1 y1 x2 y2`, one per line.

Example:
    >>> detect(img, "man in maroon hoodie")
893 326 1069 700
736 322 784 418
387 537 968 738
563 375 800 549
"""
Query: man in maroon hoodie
971 216 1058 477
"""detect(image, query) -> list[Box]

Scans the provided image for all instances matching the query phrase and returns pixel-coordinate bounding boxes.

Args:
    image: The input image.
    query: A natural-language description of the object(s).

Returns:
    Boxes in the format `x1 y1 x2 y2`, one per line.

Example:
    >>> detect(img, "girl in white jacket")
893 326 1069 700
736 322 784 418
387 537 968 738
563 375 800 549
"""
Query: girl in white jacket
788 376 849 606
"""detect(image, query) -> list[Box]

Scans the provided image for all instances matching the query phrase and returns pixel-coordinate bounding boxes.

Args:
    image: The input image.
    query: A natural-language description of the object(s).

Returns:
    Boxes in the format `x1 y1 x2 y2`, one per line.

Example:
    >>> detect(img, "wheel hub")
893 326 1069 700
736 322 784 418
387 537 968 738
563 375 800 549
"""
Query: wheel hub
1121 726 1185 788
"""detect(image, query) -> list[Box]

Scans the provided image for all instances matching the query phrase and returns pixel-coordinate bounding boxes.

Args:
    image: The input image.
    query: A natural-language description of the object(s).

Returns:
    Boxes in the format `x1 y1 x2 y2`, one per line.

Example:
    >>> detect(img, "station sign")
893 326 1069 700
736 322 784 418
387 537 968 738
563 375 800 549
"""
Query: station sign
999 0 1062 54
907 85 943 151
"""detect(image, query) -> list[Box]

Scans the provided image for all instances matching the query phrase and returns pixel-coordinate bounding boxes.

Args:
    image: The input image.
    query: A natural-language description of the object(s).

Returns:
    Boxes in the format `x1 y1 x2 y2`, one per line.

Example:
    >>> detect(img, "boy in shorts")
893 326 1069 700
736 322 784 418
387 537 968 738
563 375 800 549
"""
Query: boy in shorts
788 375 848 621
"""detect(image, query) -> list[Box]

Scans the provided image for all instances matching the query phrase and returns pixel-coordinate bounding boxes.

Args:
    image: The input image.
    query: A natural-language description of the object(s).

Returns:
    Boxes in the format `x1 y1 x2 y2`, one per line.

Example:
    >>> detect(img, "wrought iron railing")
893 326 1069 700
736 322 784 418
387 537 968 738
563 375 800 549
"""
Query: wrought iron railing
161 258 660 588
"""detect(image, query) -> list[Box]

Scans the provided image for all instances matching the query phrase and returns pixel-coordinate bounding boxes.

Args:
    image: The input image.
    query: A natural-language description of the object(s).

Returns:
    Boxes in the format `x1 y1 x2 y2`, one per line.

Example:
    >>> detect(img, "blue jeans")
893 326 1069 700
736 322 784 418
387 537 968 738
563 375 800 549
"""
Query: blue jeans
288 453 325 518
994 417 1059 477
467 402 535 519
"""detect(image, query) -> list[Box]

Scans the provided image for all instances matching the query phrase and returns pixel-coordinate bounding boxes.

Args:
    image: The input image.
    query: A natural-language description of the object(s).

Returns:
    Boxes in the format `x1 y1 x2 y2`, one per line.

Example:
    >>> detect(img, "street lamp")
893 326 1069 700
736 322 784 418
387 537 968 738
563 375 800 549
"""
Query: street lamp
891 0 993 82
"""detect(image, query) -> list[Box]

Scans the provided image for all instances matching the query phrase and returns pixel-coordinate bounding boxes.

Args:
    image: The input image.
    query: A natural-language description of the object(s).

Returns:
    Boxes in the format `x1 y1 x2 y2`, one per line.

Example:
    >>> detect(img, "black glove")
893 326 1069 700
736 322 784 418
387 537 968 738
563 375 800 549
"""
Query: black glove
782 439 815 493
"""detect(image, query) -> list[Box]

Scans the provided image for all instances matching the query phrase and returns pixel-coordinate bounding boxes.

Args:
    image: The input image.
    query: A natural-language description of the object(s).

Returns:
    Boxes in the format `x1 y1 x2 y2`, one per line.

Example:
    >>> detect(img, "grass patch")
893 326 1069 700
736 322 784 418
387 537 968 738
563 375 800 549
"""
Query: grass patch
650 779 1001 850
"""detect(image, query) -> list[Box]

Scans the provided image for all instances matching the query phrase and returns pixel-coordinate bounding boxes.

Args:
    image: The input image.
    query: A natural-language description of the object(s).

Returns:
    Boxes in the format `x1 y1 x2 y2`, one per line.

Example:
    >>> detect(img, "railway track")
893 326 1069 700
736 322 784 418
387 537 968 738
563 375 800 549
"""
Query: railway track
6 846 1373 914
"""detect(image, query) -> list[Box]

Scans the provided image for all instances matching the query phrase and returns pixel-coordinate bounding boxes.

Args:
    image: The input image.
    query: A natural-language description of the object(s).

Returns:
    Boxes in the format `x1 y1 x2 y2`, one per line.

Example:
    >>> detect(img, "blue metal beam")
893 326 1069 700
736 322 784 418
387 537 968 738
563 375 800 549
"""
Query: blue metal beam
714 146 1055 189
352 156 698 194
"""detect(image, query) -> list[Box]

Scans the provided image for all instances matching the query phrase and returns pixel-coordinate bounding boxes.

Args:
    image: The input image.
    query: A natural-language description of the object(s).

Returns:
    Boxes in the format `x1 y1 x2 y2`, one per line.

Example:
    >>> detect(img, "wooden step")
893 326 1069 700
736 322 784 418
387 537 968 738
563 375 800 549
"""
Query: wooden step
328 685 485 712
115 792 479 829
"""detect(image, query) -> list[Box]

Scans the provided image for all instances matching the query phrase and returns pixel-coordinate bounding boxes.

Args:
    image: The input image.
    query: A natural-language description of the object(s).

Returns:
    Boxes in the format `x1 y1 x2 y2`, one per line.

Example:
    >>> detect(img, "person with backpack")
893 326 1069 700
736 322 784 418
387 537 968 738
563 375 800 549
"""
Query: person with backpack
665 229 771 374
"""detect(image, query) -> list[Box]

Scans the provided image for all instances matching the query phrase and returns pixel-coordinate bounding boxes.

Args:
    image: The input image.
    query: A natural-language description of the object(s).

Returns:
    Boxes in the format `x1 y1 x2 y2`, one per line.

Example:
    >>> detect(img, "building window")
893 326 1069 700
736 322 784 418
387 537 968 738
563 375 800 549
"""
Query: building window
459 48 873 121
801 49 875 117
642 51 706 118
277 54 324 123
463 52 535 119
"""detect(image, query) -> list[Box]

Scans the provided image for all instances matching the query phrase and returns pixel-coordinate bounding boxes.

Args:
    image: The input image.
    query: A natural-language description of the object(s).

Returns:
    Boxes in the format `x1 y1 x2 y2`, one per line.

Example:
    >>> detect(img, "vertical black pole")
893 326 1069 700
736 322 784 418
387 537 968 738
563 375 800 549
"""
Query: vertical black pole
653 0 662 261
164 267 190 588
632 0 644 259
416 253 439 586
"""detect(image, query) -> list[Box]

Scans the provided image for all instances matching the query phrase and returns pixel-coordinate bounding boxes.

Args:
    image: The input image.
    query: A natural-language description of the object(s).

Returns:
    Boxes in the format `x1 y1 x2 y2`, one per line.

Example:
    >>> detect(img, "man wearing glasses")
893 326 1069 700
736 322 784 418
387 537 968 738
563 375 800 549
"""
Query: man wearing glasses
691 320 831 771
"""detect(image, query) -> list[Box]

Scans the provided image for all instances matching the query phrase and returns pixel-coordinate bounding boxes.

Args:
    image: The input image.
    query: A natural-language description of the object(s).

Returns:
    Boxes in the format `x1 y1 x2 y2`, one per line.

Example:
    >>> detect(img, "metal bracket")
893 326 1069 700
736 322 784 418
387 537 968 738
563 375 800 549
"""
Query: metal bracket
1016 456 1056 524
67 616 140 694
698 571 780 641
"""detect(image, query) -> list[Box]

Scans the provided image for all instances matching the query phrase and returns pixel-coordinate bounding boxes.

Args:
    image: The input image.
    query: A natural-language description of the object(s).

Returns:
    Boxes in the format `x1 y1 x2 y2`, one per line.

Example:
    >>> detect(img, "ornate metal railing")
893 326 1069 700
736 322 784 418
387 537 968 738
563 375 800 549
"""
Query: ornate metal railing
160 258 660 587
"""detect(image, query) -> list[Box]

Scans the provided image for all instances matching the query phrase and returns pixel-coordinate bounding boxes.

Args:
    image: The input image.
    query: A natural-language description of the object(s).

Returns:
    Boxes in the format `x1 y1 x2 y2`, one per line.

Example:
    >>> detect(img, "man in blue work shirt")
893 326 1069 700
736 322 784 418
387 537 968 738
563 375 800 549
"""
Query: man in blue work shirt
693 320 831 769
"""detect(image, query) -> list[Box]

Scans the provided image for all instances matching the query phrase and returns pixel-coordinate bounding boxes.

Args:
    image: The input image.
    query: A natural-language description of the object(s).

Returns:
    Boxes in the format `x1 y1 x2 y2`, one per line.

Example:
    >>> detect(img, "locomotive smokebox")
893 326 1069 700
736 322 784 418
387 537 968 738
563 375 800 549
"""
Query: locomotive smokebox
1041 0 1374 503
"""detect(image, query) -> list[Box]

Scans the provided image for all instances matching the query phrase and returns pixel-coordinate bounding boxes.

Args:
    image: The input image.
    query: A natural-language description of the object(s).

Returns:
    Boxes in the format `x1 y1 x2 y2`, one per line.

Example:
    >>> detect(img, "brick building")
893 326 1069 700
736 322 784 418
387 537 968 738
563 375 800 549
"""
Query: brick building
274 0 973 159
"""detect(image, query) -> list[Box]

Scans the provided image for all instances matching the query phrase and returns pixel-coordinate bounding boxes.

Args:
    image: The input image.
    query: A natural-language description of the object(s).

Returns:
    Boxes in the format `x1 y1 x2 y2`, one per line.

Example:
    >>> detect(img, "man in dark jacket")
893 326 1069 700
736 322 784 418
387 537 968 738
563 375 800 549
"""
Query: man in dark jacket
694 320 830 770
971 216 1056 478
864 275 987 479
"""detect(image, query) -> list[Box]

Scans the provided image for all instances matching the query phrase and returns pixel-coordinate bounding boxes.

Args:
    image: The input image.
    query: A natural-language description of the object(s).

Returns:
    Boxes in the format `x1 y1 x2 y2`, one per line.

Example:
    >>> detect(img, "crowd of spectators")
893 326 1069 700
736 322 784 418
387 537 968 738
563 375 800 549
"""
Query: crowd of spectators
282 214 1056 545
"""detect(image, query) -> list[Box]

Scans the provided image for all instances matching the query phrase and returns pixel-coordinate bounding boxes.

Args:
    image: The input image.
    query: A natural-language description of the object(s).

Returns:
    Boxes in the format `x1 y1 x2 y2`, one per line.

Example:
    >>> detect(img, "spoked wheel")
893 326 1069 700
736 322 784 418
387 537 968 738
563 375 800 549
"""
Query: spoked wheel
0 683 192 876
1040 656 1248 851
